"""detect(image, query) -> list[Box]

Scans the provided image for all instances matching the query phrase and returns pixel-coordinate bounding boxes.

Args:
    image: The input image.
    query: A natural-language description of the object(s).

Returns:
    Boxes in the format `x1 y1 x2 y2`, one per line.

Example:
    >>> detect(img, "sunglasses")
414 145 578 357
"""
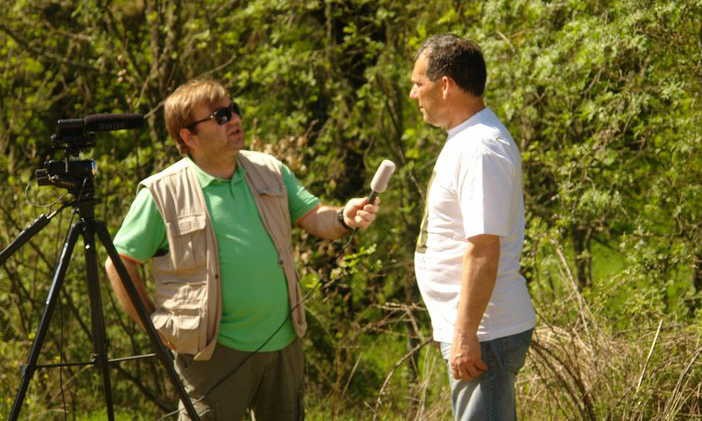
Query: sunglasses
188 102 241 130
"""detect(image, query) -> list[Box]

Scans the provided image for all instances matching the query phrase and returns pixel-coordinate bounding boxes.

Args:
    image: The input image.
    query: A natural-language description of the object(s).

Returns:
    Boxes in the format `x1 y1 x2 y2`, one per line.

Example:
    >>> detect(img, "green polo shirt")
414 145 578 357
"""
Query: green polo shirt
113 158 319 352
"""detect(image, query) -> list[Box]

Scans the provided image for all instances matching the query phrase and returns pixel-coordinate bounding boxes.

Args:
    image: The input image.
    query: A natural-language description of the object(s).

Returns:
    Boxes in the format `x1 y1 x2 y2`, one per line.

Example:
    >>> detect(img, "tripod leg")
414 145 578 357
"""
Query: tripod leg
0 208 62 266
94 221 201 420
82 221 115 421
9 222 82 421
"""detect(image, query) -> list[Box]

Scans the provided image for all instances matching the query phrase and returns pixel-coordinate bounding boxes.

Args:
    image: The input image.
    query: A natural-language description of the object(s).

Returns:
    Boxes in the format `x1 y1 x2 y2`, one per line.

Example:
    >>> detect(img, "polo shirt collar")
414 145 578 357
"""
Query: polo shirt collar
186 157 246 188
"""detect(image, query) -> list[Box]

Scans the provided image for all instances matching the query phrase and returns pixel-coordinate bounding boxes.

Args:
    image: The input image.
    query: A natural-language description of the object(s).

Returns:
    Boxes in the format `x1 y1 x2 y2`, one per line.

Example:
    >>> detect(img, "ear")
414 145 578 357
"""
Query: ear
179 127 196 148
440 76 453 99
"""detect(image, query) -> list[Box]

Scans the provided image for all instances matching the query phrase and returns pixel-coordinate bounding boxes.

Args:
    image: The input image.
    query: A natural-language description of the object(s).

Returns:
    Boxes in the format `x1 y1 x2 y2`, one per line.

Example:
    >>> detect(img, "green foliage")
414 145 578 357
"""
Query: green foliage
1 0 701 418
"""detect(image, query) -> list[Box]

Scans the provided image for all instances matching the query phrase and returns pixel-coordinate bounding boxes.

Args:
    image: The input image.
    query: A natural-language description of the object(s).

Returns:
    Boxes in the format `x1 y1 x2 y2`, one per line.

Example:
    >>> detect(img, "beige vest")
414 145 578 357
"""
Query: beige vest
140 150 307 361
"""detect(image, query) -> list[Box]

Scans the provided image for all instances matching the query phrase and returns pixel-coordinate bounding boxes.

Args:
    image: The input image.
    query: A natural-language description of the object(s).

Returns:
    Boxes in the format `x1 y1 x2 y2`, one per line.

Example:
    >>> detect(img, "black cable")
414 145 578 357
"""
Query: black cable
58 209 78 421
37 200 76 419
43 177 83 419
59 284 67 421
159 231 357 420
24 173 68 209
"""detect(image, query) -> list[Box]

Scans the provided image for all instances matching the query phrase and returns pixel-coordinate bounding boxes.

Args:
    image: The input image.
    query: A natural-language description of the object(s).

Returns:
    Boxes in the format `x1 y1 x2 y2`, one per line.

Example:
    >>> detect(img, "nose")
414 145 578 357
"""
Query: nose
409 85 417 99
227 112 241 126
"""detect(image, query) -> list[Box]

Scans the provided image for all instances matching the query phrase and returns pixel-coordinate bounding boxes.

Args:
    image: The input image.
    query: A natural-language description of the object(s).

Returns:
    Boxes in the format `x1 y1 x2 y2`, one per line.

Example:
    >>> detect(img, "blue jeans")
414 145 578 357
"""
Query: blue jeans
440 329 533 421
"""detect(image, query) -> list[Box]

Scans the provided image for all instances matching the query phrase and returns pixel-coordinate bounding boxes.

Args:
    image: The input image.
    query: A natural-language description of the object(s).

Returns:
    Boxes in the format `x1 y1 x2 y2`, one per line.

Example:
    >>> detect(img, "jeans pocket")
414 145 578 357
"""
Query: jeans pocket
501 329 533 374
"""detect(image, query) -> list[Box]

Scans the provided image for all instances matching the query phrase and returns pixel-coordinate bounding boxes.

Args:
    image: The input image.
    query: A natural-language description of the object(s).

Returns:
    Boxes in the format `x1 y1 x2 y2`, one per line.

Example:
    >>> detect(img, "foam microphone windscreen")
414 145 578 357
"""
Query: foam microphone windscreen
370 160 396 193
368 160 396 202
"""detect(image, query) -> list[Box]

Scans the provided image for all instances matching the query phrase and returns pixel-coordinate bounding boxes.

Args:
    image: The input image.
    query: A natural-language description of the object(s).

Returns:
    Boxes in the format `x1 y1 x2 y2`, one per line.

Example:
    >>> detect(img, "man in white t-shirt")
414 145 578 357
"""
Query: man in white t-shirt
410 34 536 420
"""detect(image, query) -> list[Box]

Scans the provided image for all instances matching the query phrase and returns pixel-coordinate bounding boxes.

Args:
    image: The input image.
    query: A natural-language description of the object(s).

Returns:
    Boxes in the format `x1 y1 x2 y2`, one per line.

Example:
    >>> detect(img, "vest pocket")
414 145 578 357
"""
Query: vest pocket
166 214 207 271
151 308 202 356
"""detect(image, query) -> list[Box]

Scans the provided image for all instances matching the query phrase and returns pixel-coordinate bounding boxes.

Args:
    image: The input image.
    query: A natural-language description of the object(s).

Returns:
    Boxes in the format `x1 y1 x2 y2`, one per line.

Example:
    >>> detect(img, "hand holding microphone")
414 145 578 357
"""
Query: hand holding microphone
339 160 396 231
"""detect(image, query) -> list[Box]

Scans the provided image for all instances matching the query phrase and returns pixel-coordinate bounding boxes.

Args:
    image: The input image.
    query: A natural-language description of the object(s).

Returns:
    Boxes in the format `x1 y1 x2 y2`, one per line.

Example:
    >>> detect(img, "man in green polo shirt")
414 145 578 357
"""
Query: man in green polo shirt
104 79 379 420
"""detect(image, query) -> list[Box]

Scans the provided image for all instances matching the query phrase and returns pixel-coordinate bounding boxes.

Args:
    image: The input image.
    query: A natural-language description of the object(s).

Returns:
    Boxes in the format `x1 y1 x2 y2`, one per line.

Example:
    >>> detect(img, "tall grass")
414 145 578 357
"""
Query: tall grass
306 316 701 420
306 245 702 420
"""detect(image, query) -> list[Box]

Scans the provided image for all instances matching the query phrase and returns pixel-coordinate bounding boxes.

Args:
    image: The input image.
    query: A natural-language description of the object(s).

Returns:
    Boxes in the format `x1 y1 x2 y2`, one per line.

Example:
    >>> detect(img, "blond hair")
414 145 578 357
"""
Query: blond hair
164 79 229 154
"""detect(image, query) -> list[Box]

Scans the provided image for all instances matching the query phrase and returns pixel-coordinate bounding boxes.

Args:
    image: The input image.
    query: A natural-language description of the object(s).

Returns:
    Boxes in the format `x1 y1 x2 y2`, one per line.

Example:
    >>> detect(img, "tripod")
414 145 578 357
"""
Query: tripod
0 161 200 420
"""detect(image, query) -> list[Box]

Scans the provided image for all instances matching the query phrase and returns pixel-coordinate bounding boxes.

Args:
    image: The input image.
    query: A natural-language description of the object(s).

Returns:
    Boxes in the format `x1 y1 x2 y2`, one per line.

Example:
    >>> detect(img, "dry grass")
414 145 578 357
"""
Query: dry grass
517 318 702 420
340 245 702 420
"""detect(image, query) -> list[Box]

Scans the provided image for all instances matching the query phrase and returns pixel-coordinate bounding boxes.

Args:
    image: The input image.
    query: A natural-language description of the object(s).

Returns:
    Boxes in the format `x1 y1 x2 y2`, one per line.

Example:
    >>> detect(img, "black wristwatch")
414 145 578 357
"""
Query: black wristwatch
337 208 353 231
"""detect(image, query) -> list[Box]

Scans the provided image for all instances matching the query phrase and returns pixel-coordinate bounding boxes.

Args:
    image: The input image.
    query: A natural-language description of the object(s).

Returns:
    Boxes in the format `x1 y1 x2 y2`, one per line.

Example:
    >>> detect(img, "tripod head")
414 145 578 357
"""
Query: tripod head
36 114 144 194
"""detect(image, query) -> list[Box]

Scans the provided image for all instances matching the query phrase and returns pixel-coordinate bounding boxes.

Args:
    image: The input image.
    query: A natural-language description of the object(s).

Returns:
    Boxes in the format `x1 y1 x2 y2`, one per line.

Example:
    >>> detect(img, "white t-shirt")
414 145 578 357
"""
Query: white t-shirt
414 107 535 343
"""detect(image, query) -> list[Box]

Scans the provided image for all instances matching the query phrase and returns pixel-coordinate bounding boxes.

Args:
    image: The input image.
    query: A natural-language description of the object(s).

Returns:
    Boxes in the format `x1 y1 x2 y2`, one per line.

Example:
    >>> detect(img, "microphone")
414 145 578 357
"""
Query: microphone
84 114 144 132
367 159 396 203
56 114 144 137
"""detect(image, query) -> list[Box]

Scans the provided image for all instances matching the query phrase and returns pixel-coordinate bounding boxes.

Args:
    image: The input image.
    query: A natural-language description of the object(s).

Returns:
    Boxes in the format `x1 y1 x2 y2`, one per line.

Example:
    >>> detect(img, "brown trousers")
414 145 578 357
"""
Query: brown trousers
175 339 304 420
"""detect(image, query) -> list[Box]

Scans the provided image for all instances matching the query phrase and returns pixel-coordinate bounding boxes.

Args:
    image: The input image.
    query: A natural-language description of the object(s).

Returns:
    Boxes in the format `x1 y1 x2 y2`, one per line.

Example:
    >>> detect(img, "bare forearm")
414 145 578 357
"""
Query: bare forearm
454 235 500 337
298 205 349 240
104 256 154 330
449 235 499 380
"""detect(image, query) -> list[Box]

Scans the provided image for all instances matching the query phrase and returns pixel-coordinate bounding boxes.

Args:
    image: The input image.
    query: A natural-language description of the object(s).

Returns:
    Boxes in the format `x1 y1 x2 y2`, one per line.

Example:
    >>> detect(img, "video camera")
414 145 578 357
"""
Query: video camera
39 113 144 191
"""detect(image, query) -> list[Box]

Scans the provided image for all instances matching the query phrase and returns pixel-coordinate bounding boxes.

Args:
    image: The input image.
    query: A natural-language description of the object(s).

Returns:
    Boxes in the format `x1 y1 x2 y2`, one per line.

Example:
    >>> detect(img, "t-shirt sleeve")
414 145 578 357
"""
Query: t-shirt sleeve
280 164 321 222
457 146 515 239
113 188 168 262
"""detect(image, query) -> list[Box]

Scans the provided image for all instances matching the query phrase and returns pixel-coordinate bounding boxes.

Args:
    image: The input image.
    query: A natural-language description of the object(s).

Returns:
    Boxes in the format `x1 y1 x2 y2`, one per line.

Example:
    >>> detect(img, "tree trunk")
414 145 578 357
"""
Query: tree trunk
572 225 592 290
